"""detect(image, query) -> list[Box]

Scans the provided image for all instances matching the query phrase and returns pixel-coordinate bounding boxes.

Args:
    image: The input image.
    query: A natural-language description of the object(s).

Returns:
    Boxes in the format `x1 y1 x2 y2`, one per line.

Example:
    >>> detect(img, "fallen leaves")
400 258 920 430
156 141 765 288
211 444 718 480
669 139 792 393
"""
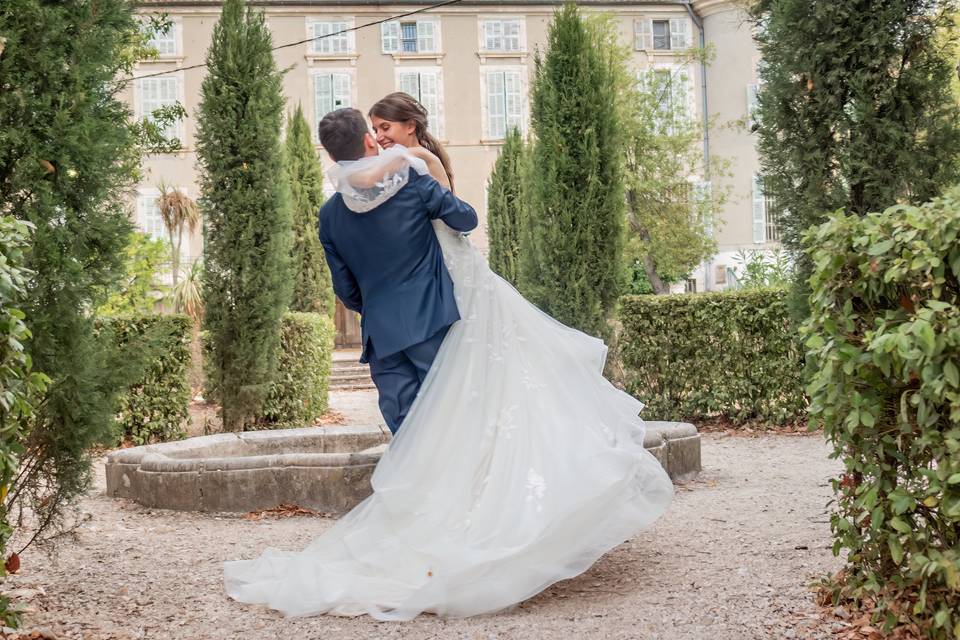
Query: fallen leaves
315 410 346 426
5 553 20 574
241 503 330 521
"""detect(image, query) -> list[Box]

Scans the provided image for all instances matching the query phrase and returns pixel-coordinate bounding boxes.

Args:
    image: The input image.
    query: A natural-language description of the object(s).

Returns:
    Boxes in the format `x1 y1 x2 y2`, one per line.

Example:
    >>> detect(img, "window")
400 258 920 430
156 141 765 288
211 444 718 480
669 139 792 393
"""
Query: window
481 18 522 52
314 73 352 132
145 20 178 57
309 20 352 55
685 278 697 293
639 67 693 133
752 175 781 243
137 194 166 241
381 20 438 54
634 18 691 51
484 69 524 139
397 70 443 137
136 76 181 140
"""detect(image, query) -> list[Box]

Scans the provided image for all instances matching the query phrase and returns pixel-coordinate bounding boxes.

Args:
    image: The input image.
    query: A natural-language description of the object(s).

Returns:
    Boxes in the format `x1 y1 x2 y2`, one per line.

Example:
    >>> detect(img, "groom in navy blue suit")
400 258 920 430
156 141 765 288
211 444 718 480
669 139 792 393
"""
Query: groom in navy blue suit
317 109 477 434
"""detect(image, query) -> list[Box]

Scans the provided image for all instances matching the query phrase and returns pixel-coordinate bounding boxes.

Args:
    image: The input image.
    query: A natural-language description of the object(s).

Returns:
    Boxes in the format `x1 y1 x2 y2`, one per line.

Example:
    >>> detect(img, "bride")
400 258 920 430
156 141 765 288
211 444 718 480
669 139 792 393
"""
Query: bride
223 92 674 621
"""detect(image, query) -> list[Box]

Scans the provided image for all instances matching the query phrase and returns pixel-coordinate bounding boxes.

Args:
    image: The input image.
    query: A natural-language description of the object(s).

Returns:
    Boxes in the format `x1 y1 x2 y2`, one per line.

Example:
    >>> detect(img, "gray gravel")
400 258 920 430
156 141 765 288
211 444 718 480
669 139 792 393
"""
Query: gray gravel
3 432 842 640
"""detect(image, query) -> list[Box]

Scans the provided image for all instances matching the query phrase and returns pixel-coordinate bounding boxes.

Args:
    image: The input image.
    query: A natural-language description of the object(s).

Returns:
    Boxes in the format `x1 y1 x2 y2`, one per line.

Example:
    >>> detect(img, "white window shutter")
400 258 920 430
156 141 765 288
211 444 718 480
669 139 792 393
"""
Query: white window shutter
381 21 399 53
486 72 505 139
483 20 500 51
398 72 420 97
677 67 694 121
504 71 523 134
670 19 691 49
752 175 766 243
333 73 352 109
419 72 441 136
503 20 521 51
315 74 333 120
635 19 652 50
417 21 436 53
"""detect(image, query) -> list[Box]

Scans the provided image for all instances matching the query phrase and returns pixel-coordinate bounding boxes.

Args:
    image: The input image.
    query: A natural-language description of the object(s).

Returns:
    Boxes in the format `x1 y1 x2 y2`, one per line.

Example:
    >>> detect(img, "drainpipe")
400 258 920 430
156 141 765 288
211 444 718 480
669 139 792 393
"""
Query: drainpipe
683 1 713 291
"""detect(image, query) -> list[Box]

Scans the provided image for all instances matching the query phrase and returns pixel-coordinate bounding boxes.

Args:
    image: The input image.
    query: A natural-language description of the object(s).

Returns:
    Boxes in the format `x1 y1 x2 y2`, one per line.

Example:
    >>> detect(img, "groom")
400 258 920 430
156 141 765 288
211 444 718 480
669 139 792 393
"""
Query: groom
317 108 477 435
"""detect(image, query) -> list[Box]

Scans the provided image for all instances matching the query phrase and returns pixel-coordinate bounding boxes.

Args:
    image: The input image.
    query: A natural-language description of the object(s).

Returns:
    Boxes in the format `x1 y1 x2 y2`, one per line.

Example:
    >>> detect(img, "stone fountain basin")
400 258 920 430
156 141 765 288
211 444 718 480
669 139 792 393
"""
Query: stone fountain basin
105 422 699 514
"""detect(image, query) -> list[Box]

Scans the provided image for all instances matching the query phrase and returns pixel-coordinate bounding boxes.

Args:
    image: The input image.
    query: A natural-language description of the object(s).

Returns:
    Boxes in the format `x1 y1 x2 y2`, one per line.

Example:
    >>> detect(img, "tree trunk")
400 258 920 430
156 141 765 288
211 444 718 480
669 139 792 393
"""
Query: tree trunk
642 253 671 294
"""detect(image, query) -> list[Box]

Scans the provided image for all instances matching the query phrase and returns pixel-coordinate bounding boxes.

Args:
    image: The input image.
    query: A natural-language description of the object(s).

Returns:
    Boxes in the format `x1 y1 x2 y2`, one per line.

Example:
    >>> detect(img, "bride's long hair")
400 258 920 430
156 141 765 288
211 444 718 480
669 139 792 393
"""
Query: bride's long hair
369 92 454 192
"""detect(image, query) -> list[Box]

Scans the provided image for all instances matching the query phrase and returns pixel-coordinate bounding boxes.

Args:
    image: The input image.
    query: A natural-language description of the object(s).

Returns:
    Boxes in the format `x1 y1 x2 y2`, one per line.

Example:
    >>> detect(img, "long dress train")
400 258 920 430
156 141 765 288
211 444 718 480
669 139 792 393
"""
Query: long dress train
223 169 674 621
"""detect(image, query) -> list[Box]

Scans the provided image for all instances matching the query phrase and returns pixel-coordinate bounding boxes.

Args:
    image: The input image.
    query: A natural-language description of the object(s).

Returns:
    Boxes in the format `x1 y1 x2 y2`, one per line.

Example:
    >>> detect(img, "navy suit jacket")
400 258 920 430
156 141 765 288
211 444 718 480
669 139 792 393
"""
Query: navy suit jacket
319 169 478 363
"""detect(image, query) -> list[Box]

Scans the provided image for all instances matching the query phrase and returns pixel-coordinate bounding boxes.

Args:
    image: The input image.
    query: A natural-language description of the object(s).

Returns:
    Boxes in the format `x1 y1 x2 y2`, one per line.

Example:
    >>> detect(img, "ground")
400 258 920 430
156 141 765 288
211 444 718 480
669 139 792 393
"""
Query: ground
2 392 844 640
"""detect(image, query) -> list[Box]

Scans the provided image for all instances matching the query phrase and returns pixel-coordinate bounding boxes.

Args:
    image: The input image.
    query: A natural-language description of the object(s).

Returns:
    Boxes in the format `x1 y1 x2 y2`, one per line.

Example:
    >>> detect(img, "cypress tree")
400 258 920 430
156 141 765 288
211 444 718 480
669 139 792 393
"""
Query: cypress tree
0 0 149 545
521 5 626 338
751 0 960 311
197 0 293 431
285 104 334 317
486 127 526 286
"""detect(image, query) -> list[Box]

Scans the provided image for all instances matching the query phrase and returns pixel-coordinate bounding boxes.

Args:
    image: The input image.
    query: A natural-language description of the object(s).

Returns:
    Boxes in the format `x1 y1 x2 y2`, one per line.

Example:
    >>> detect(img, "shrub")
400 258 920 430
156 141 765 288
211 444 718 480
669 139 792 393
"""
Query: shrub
100 315 191 445
804 189 960 637
261 313 335 427
618 289 805 424
0 217 49 628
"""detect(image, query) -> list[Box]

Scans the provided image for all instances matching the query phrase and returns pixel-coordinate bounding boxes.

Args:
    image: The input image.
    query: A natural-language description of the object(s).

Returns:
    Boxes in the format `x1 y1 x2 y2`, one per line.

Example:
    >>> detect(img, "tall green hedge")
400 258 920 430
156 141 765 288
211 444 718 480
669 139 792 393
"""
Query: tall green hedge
618 289 805 424
261 312 335 427
99 315 191 445
804 189 960 637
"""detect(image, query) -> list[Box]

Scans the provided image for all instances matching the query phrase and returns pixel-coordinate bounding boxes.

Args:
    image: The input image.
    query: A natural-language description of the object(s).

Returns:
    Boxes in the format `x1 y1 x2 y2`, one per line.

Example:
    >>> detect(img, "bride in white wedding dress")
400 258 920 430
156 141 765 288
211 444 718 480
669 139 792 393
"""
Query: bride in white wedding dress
222 95 674 621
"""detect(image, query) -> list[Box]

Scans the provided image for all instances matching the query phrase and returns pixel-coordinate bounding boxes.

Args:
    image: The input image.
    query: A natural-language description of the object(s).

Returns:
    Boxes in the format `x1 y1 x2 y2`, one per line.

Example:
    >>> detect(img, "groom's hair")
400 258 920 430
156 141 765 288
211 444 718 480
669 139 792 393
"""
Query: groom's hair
318 108 368 162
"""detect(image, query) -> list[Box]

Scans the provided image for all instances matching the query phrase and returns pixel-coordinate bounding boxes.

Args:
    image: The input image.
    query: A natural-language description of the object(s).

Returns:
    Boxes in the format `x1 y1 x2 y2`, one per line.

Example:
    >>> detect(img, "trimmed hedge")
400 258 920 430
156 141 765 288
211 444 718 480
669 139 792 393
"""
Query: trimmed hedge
261 312 335 427
804 190 960 637
618 289 805 424
100 315 191 445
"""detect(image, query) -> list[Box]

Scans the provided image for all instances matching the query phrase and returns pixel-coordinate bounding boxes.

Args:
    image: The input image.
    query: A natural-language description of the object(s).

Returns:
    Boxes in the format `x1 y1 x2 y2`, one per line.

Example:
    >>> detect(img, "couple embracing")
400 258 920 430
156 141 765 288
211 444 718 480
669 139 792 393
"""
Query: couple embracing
223 92 674 621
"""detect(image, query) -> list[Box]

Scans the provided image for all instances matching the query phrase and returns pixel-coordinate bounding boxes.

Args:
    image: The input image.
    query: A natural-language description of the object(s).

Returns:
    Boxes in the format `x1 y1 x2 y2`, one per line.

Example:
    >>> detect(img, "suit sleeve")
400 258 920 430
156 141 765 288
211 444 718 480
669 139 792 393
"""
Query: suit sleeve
415 174 478 233
319 210 363 314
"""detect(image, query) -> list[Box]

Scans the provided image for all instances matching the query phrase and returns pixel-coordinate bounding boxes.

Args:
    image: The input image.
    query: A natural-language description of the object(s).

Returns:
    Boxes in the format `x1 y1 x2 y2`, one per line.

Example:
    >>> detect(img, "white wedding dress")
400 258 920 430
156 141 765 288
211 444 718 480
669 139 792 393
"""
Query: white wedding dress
223 150 674 621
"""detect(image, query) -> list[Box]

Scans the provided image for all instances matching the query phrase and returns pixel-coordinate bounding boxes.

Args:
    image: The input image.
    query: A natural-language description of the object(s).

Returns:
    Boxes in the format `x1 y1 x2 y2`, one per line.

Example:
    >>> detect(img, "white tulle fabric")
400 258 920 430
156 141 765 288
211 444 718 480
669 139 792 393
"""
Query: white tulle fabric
223 170 675 621
325 146 429 213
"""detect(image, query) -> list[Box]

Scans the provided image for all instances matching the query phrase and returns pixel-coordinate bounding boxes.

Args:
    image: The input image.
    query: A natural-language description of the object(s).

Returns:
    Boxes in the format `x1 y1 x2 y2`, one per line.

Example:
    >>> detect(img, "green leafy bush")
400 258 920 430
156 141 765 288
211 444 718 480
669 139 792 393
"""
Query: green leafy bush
0 217 49 628
804 189 960 637
618 289 805 424
100 315 191 445
261 312 335 427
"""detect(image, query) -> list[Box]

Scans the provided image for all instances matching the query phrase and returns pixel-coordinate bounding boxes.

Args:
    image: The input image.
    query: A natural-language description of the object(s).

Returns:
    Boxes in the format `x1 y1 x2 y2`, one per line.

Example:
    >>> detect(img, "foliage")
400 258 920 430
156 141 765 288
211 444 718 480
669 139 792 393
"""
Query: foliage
157 183 200 291
621 46 727 294
285 104 334 317
98 232 169 316
172 258 204 323
0 218 49 628
520 5 626 338
619 289 805 424
260 313 335 427
731 248 793 290
803 189 960 637
197 0 294 431
100 315 191 445
0 0 160 555
750 0 960 314
487 127 526 286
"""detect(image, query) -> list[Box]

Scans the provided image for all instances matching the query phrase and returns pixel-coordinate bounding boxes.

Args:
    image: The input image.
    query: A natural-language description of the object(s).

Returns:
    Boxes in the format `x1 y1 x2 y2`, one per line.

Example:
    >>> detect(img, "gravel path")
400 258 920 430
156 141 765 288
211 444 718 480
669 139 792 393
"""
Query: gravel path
3 428 842 640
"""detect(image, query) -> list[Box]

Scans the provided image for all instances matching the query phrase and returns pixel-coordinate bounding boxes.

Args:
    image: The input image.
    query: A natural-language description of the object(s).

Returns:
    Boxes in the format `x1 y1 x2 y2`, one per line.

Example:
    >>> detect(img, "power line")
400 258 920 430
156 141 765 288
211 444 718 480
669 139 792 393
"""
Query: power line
127 0 463 82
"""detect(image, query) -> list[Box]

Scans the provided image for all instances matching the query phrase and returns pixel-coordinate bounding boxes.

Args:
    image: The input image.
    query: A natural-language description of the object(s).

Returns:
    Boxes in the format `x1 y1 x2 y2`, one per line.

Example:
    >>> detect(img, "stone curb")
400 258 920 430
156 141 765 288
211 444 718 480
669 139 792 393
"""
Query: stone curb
105 422 700 513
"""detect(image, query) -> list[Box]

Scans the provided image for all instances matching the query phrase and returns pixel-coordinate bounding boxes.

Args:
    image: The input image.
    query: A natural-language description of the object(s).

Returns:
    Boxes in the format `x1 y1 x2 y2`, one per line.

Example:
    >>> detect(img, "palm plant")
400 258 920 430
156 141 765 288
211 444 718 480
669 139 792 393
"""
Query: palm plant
172 258 203 322
157 181 201 288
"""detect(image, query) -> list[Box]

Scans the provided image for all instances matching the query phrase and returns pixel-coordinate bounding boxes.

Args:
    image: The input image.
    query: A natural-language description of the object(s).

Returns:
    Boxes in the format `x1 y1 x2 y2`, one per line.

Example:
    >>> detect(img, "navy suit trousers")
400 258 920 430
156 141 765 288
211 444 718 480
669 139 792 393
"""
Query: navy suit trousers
366 325 450 435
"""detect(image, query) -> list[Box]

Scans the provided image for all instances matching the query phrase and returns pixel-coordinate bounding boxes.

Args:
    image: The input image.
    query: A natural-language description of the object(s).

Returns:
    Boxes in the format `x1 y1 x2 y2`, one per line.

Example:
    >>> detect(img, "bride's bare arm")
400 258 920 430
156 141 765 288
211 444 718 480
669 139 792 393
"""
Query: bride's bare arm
407 147 451 190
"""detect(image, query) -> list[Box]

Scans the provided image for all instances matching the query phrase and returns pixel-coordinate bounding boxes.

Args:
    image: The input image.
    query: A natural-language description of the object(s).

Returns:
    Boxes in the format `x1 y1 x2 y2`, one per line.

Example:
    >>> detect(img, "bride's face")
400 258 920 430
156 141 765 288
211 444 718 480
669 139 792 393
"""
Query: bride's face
371 116 417 150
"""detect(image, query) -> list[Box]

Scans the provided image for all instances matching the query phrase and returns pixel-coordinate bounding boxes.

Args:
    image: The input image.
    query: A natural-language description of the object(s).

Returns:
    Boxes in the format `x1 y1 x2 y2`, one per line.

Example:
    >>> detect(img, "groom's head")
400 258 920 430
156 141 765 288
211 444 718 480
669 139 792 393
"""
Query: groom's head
318 108 378 162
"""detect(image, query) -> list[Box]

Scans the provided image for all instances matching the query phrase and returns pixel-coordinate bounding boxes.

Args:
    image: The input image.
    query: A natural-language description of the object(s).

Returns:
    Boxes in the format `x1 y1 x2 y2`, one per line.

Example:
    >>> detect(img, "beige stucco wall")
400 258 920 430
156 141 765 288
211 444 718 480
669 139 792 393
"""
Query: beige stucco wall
130 1 769 290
